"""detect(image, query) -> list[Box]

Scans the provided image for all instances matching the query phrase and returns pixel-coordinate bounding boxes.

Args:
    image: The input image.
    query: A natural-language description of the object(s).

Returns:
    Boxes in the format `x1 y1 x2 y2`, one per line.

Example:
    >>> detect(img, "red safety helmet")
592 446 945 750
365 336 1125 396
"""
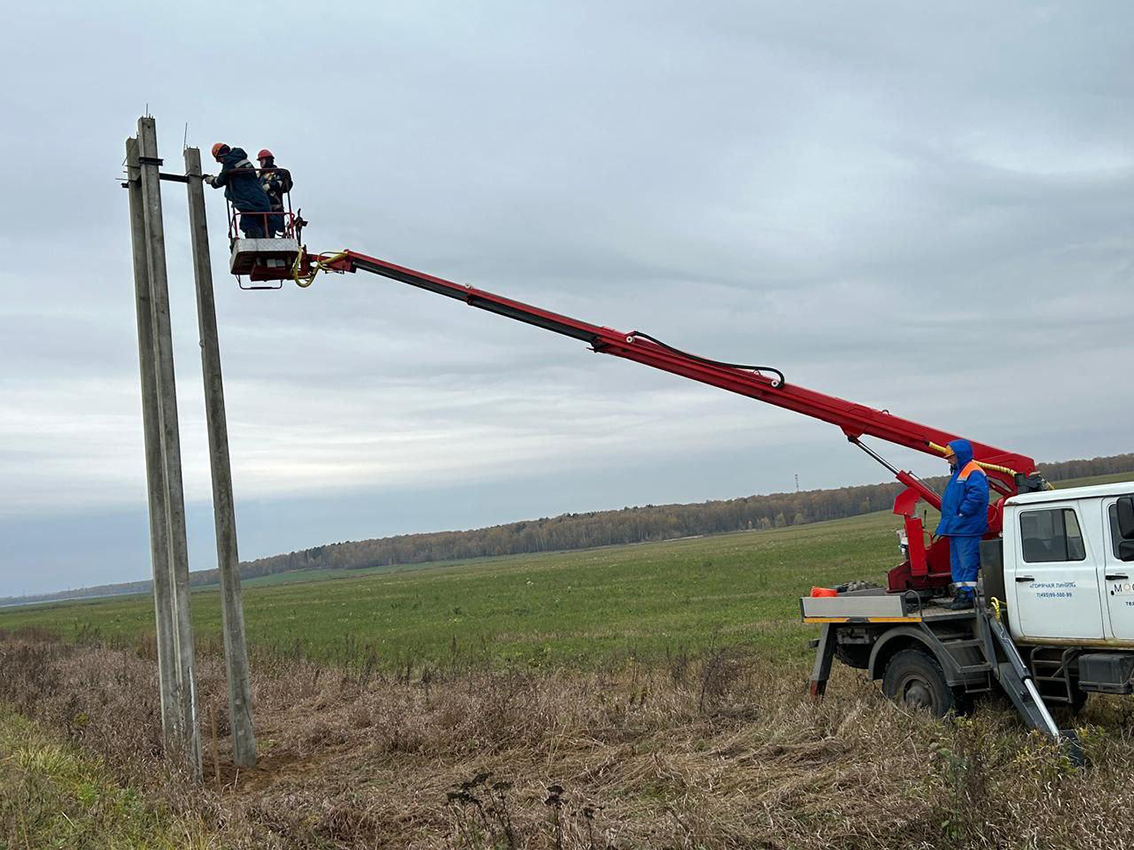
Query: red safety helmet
211 142 230 160
257 148 274 161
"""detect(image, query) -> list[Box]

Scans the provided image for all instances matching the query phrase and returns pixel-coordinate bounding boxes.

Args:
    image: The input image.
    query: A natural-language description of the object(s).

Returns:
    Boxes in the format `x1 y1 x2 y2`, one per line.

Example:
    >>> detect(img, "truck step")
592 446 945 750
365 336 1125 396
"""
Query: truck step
942 638 985 648
957 663 993 674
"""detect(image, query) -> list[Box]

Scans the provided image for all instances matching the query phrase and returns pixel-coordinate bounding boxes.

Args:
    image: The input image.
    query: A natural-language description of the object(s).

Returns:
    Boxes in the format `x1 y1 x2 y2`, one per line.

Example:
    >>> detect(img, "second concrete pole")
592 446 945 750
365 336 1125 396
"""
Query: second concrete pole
184 147 257 768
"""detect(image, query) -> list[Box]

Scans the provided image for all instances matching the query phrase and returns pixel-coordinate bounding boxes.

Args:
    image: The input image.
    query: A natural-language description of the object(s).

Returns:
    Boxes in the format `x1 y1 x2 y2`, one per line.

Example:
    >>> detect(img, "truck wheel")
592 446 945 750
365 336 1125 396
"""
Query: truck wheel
882 649 956 717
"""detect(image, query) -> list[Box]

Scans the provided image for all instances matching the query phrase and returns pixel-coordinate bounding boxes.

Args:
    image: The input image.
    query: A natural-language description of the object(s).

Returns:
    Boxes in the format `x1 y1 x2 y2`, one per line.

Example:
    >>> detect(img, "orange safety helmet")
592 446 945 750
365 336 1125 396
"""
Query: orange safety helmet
256 148 274 160
211 142 230 160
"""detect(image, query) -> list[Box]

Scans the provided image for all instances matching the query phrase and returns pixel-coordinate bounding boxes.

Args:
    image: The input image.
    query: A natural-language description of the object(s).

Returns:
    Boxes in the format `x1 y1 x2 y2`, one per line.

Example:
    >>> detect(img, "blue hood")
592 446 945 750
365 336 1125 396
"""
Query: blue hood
936 438 989 537
948 439 973 468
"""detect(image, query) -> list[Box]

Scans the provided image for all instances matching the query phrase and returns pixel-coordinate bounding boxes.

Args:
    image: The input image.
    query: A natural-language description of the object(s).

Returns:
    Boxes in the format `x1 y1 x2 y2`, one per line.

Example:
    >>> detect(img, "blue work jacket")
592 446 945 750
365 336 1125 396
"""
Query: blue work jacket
935 439 990 537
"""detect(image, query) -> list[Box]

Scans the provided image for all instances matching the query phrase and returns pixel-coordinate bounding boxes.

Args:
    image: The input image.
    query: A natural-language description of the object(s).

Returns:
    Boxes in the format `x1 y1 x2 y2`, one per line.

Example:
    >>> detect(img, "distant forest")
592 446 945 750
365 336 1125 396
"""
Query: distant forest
6 453 1133 607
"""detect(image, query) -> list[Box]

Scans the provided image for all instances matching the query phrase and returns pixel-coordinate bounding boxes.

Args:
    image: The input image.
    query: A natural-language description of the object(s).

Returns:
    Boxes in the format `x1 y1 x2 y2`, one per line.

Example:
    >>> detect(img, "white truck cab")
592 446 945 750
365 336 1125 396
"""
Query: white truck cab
1000 483 1134 646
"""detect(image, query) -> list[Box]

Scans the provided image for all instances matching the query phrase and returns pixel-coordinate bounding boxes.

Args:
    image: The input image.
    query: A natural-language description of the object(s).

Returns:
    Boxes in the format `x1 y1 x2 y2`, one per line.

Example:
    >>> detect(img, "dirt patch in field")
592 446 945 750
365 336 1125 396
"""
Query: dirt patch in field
3 631 1134 849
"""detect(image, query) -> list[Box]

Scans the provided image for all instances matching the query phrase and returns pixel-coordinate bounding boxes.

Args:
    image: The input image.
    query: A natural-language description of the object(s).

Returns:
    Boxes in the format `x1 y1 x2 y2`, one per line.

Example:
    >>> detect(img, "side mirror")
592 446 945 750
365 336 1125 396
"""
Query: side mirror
1118 497 1134 540
1119 540 1134 563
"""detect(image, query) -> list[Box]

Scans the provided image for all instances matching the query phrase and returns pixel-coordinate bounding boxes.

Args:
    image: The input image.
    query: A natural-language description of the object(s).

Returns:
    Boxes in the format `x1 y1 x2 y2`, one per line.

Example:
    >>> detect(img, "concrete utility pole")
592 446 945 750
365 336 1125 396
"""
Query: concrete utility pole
126 116 258 778
184 147 257 767
127 116 201 778
125 137 180 746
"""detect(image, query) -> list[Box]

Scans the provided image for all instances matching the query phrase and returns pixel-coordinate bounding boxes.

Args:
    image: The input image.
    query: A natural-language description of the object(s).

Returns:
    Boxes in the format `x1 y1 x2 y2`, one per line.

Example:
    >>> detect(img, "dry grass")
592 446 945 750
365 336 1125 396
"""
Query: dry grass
3 629 1134 849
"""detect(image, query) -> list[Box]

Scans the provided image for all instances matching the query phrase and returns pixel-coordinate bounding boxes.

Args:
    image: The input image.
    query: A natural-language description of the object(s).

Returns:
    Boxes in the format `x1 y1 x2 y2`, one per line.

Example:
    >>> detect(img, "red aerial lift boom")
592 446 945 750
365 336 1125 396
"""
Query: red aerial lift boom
276 247 1049 594
225 206 1047 595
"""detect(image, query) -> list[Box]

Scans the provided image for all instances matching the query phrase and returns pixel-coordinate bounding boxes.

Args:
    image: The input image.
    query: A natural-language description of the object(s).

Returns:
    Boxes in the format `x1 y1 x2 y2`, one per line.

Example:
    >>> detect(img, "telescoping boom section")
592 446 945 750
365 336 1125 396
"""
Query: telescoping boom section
288 248 1046 593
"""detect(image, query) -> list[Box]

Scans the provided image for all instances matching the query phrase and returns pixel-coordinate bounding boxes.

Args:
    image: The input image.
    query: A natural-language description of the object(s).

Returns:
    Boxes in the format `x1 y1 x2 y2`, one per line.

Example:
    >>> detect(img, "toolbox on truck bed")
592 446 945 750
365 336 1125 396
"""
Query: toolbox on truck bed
1078 653 1134 694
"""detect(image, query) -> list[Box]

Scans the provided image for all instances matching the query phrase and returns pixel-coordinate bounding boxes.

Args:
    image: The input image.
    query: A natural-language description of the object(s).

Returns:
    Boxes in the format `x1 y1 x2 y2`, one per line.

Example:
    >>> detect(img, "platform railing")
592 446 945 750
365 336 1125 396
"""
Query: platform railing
226 188 297 242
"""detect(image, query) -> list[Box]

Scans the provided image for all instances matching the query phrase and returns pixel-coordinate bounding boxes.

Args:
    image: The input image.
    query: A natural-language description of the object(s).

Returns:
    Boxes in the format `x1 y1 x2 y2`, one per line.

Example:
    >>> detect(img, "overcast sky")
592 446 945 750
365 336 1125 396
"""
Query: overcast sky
1 2 1131 596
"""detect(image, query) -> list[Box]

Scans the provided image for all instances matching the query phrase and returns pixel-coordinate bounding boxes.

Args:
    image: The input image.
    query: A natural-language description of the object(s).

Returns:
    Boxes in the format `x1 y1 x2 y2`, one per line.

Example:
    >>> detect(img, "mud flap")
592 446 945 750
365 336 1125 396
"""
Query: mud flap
809 623 836 699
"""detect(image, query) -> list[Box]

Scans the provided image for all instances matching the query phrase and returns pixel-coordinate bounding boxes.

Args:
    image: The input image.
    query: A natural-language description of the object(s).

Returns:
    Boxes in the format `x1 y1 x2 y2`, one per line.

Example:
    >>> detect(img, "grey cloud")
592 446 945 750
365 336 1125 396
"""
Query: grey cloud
1 1 1132 593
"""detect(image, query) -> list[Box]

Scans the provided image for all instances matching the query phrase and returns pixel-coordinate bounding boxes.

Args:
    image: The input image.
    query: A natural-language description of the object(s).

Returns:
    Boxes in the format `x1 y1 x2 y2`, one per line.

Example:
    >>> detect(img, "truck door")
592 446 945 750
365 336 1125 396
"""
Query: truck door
1010 504 1104 640
1102 498 1134 640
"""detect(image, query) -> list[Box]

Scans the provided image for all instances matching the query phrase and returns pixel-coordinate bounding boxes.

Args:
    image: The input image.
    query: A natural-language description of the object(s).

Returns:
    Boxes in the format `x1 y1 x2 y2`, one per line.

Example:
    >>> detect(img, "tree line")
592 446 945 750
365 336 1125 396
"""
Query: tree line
6 452 1132 607
231 453 1134 580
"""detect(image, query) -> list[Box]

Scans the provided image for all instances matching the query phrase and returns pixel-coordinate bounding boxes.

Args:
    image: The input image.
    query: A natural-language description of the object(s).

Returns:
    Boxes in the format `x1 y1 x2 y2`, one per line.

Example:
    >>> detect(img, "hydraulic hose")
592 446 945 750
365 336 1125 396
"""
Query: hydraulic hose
293 250 348 288
927 441 1018 477
626 331 786 387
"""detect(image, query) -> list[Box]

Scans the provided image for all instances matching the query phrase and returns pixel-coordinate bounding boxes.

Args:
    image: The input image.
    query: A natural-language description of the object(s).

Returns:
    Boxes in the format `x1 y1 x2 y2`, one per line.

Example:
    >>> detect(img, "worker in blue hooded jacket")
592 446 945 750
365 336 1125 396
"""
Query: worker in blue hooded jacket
935 439 989 609
203 143 272 238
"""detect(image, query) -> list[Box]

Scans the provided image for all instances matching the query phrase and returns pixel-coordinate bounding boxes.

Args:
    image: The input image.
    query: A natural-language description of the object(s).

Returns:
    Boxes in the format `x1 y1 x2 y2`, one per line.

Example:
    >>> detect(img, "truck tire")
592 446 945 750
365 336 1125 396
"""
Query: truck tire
881 648 956 717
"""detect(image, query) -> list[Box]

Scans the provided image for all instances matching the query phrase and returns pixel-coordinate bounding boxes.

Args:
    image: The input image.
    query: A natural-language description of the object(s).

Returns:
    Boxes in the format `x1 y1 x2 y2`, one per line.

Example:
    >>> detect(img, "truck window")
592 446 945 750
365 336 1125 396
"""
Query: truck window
1110 503 1126 558
1020 508 1085 563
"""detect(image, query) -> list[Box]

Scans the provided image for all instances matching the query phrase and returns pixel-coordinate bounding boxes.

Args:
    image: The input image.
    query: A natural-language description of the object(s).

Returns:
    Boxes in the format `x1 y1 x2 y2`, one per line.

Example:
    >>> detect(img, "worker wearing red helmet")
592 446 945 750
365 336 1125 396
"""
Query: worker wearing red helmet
935 440 990 610
204 143 272 238
256 149 293 237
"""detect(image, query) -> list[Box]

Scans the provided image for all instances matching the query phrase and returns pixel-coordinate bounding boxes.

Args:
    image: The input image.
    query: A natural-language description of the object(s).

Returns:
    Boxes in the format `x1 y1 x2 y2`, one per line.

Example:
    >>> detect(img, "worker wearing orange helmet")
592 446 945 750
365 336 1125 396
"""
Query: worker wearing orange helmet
204 143 272 238
256 149 293 237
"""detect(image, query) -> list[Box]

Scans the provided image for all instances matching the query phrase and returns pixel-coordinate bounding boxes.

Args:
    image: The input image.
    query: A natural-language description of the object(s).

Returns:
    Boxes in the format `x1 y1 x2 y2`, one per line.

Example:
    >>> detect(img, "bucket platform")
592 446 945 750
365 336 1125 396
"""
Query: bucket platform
226 194 305 288
229 237 300 279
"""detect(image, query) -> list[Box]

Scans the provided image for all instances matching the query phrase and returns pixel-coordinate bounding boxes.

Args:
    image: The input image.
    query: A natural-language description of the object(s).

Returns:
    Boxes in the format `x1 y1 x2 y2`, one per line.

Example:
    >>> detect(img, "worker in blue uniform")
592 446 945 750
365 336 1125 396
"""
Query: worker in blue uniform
935 439 989 609
204 143 272 238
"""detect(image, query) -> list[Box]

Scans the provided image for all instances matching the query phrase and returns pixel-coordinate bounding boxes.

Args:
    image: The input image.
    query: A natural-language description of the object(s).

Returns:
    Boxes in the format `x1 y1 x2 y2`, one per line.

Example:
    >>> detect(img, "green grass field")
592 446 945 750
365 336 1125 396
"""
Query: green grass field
4 471 1129 670
1 512 897 668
